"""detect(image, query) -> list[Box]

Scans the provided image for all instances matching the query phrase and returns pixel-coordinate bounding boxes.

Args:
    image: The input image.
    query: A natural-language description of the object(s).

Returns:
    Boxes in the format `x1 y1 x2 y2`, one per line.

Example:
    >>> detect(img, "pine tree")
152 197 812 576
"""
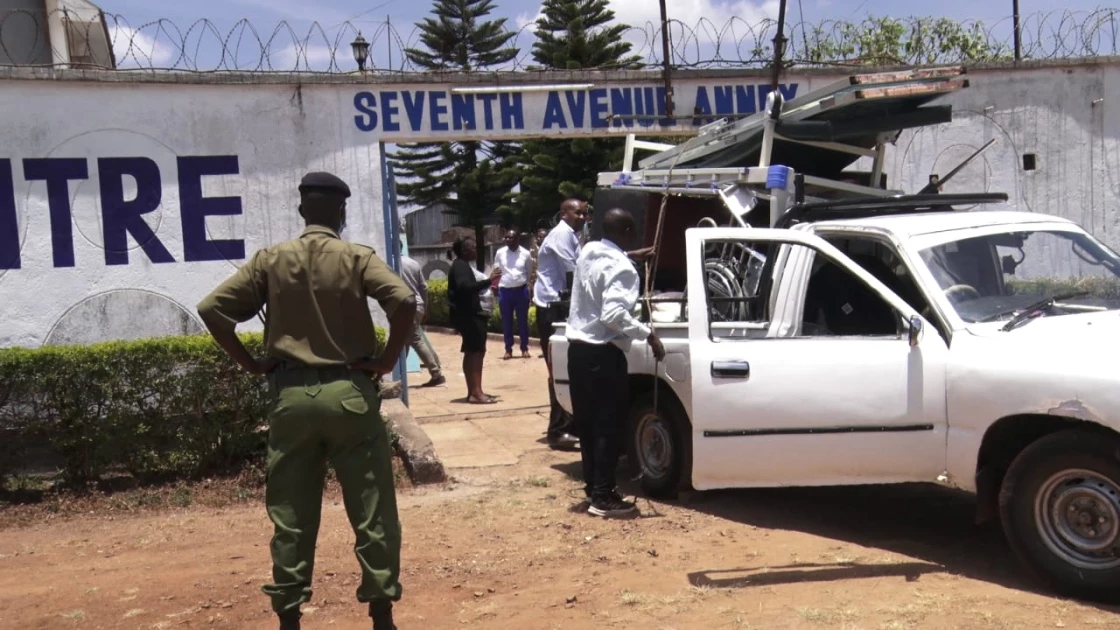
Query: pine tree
391 0 519 268
497 0 640 231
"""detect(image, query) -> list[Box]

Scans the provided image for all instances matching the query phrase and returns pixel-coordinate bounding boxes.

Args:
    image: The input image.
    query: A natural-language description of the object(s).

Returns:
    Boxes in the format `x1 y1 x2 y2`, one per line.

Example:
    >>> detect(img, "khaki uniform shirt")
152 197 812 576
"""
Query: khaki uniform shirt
197 226 414 367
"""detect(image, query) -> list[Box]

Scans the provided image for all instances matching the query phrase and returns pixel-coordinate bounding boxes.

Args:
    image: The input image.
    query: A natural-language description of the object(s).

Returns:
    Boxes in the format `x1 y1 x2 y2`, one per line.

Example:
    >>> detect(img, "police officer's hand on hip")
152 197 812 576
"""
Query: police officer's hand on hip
197 171 415 630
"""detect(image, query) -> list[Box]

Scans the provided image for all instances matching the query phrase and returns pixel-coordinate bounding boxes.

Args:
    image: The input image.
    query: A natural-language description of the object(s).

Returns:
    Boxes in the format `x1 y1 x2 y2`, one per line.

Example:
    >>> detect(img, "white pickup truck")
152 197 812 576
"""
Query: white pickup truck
550 187 1120 603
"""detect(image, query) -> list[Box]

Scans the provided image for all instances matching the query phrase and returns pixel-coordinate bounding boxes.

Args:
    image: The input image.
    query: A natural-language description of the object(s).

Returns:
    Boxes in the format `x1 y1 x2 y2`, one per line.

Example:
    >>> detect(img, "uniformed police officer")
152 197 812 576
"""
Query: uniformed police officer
196 172 417 630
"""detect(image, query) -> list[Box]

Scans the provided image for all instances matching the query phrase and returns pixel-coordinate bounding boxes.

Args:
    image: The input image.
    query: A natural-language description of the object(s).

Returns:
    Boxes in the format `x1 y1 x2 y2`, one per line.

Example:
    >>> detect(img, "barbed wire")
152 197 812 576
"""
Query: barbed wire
0 7 1117 74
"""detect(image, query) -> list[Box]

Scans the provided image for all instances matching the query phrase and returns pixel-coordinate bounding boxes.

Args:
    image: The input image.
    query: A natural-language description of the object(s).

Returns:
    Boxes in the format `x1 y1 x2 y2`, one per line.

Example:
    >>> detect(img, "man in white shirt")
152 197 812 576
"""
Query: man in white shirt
493 229 534 360
534 199 589 451
566 208 665 518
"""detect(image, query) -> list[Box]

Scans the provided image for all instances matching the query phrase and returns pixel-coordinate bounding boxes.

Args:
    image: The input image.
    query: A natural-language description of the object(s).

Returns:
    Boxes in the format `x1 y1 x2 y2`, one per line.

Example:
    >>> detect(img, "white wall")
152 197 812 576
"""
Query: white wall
0 81 386 348
5 61 1120 348
873 61 1120 251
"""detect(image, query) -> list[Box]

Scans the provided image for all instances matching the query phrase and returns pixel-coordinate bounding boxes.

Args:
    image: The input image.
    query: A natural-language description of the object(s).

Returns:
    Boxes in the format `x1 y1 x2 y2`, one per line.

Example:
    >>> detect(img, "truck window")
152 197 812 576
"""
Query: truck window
700 238 906 340
819 234 943 340
801 252 905 338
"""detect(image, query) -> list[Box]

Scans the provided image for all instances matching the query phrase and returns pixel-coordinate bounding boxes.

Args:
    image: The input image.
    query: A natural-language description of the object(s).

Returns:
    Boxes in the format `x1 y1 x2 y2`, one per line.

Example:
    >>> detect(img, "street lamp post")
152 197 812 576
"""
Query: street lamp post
351 32 370 72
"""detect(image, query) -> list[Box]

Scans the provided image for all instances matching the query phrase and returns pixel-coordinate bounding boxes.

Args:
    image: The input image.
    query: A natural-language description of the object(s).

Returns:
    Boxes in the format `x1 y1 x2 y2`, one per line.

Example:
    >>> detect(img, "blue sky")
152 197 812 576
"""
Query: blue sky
95 0 1111 71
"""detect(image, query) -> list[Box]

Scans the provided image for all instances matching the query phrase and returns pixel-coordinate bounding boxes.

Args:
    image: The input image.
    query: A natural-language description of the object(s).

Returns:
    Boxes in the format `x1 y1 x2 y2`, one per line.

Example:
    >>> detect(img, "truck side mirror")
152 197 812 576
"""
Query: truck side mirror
908 315 923 347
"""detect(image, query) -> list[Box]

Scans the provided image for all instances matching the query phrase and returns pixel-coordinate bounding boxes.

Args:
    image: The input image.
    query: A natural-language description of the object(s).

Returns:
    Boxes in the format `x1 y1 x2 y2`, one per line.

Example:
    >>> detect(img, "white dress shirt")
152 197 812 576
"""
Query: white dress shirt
494 245 532 288
532 221 580 307
565 238 652 350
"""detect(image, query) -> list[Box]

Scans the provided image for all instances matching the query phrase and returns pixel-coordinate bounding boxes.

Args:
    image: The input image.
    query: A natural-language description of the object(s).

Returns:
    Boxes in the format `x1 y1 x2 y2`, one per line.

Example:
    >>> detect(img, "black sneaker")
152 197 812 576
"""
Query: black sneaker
588 493 638 518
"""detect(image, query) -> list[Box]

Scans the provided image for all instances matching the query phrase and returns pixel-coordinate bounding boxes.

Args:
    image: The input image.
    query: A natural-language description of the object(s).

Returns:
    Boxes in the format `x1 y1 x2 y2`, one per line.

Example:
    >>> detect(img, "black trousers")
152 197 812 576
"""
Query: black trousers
537 305 577 439
567 340 629 501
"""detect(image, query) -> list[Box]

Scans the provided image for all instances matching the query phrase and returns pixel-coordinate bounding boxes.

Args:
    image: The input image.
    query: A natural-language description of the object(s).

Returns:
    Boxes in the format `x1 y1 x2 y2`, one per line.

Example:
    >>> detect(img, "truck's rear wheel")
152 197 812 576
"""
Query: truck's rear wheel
999 429 1120 603
627 392 689 499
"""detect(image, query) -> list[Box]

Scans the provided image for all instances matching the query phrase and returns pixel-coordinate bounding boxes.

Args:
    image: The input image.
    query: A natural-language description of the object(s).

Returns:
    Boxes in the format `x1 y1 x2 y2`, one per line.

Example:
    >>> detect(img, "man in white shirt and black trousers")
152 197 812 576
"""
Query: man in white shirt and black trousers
566 208 666 518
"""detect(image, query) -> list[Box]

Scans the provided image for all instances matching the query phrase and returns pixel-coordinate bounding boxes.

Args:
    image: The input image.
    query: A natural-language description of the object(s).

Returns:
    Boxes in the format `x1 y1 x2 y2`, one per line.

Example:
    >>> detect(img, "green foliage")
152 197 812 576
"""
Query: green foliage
1007 277 1120 300
529 0 640 70
800 16 1009 66
0 329 387 488
423 279 540 337
497 0 639 231
404 0 518 71
393 0 521 264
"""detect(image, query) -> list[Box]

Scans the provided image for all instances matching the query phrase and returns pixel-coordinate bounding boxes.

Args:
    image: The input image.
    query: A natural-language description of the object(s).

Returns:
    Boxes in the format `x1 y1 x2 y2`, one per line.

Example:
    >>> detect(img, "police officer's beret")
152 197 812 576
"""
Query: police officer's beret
298 172 352 198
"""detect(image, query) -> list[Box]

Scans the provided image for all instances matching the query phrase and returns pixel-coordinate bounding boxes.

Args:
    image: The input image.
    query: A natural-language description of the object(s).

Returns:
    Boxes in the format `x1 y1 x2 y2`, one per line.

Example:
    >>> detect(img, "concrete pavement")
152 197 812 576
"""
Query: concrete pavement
404 331 566 470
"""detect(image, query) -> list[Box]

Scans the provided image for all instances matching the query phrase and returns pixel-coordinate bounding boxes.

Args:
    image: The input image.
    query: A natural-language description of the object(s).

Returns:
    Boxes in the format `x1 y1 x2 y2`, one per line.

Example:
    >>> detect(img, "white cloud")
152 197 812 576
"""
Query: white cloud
515 10 543 30
609 0 780 29
515 0 780 55
270 43 346 71
109 25 176 68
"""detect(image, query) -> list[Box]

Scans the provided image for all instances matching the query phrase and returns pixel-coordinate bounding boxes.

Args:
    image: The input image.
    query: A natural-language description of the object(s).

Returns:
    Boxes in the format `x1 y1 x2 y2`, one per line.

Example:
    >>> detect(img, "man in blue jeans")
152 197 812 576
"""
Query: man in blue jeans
493 229 533 360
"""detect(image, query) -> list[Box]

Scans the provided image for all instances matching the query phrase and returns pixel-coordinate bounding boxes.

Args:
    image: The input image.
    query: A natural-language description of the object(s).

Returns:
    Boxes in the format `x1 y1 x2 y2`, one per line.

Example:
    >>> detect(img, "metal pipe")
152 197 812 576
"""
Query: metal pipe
770 0 789 93
1013 0 1022 61
658 0 675 118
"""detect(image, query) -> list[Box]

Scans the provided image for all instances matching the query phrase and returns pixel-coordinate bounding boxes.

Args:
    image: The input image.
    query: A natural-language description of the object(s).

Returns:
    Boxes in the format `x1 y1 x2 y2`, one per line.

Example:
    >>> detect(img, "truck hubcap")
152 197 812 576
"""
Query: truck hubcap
637 413 672 479
1035 469 1120 570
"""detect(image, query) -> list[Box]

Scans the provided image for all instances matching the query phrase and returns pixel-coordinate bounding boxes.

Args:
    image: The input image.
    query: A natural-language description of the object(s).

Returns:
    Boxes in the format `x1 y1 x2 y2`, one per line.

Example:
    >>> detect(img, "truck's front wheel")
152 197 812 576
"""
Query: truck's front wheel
627 392 690 499
999 429 1120 603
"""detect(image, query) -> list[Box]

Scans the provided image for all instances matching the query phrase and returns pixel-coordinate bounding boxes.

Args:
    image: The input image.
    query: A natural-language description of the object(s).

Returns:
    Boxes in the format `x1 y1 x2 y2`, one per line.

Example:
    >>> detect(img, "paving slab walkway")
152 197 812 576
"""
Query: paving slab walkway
402 331 561 470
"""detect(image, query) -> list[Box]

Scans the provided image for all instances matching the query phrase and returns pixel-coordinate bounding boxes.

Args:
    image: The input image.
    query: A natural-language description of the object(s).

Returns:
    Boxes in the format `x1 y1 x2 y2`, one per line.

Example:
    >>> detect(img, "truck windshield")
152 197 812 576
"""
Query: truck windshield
916 228 1120 324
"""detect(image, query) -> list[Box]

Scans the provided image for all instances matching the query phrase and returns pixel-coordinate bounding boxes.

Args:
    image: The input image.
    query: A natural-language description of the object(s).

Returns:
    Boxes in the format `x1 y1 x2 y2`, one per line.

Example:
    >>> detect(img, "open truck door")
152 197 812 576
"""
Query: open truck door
684 227 950 491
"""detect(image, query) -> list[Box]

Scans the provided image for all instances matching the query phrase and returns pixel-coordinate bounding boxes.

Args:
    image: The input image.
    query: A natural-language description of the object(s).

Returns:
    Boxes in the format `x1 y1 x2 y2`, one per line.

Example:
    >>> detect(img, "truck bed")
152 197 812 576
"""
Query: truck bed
550 323 693 417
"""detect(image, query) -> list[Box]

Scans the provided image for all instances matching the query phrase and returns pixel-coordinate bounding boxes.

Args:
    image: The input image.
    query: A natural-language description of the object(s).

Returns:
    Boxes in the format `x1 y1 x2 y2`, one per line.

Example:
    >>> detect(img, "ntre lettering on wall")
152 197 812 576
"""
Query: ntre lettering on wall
0 155 244 270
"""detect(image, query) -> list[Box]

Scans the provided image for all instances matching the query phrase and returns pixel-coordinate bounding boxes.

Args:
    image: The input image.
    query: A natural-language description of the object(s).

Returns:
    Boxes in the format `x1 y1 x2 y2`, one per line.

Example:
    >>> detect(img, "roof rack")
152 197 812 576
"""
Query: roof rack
775 193 1011 229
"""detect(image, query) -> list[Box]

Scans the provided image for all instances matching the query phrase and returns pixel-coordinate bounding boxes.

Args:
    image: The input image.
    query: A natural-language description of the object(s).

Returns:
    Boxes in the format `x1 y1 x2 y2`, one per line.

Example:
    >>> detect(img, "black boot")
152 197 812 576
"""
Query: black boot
369 600 396 630
278 609 301 630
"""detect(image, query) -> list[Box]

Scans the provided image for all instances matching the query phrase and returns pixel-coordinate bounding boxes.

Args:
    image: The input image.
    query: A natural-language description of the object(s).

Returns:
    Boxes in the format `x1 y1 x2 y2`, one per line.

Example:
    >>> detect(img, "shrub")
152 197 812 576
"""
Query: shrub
424 280 541 338
0 329 386 489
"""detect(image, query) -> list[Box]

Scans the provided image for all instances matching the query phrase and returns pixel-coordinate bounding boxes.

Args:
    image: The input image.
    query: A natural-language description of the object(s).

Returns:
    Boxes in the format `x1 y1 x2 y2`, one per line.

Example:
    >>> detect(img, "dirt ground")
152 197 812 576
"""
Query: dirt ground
4 448 1120 630
4 333 1120 629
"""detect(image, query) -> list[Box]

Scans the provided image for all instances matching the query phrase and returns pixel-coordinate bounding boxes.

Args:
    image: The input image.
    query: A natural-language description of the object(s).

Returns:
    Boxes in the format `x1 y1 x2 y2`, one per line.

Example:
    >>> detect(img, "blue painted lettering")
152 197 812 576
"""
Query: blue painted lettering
589 89 609 129
98 157 175 266
0 160 17 270
692 87 713 126
499 93 524 130
451 94 475 130
714 86 734 115
543 91 567 129
477 94 498 130
179 156 245 263
565 91 586 129
430 91 449 132
610 88 634 128
353 91 377 132
402 91 426 131
23 158 87 268
736 85 756 114
380 91 400 132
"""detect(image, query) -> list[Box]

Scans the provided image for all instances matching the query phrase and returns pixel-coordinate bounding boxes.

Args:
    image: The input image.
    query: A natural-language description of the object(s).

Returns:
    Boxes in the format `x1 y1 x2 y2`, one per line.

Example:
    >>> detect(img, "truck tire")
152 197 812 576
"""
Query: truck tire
999 428 1120 603
627 391 690 499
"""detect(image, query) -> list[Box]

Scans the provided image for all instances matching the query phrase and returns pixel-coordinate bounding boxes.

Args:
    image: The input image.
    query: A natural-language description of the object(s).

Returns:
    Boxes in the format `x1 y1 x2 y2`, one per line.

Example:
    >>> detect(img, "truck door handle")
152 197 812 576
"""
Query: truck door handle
711 360 750 379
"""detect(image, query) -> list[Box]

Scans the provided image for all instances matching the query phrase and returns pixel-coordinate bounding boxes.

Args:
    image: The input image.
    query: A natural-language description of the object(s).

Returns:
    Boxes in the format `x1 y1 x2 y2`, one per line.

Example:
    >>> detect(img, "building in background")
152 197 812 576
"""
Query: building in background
0 0 115 68
402 201 503 281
